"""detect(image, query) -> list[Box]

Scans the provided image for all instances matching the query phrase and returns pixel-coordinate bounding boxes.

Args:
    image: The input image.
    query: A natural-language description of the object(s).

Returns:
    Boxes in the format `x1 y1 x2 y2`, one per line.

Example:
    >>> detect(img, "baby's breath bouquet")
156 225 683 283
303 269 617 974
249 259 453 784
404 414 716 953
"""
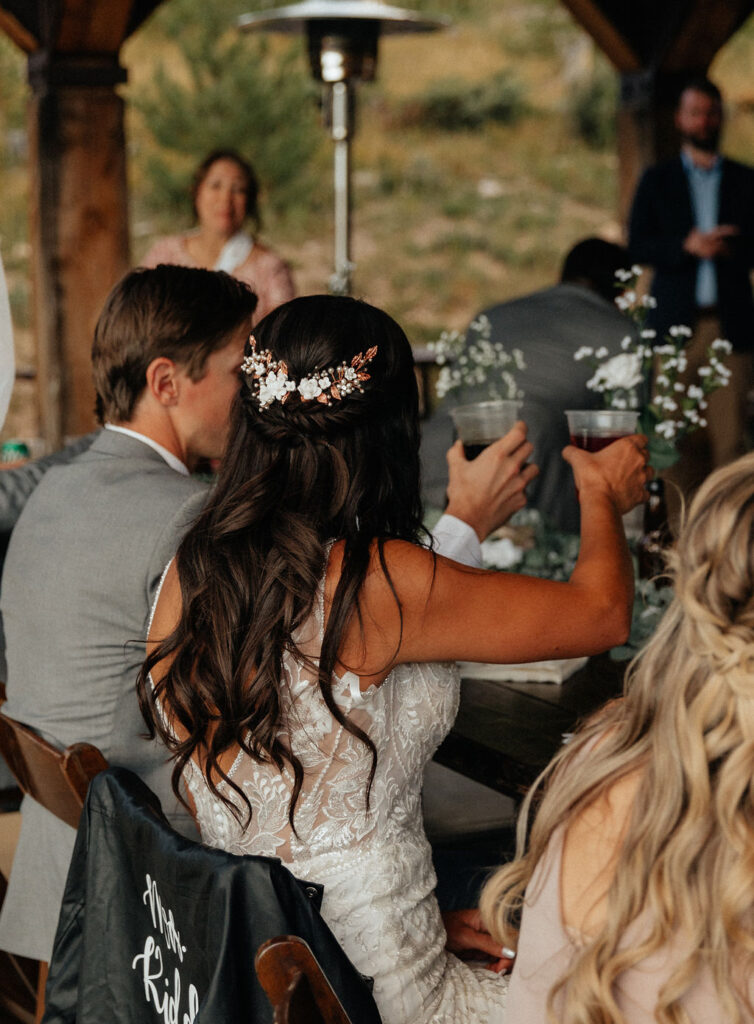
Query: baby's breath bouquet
481 509 580 581
574 266 732 469
429 314 525 403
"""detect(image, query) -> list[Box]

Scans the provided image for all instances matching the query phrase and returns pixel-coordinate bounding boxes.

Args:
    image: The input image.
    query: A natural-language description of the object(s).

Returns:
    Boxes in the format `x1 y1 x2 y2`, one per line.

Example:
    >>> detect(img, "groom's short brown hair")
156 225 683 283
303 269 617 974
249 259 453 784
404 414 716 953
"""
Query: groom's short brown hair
92 265 257 424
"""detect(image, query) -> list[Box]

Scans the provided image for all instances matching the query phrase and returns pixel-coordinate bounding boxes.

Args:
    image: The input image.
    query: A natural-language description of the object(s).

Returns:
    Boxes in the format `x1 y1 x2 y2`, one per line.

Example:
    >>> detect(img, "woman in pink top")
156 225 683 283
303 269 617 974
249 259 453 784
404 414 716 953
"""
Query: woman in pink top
482 452 754 1022
141 149 295 323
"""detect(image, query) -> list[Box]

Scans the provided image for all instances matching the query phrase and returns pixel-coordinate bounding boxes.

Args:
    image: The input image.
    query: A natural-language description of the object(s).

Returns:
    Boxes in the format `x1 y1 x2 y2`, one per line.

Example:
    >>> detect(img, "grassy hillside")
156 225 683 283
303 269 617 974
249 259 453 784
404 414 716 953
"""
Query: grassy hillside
3 0 754 439
124 0 622 337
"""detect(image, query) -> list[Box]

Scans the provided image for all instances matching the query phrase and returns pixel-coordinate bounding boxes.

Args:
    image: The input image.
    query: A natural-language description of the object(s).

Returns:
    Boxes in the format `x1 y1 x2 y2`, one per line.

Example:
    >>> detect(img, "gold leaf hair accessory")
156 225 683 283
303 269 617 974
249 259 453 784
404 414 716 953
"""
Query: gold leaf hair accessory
242 336 378 411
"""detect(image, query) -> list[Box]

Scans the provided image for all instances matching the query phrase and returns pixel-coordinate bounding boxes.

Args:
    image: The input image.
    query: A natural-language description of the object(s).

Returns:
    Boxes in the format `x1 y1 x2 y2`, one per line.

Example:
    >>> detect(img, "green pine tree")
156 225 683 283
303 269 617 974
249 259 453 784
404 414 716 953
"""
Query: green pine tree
131 0 325 229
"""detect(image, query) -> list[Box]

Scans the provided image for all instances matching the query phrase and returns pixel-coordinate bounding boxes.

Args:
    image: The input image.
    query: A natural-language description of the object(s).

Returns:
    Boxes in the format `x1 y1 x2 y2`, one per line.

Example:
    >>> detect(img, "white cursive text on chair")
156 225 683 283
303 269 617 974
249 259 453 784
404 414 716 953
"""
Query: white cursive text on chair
131 874 200 1023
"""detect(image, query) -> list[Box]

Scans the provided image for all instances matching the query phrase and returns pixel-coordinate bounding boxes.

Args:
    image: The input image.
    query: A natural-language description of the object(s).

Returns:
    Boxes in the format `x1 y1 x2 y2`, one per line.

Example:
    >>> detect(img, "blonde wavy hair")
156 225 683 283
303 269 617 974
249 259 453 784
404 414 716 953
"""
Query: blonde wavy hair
480 452 754 1023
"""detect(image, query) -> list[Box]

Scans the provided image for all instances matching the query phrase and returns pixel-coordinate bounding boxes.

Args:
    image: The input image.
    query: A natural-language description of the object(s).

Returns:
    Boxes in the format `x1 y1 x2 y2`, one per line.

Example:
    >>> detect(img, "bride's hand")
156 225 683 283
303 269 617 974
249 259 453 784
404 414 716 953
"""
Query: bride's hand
441 909 516 974
562 434 650 515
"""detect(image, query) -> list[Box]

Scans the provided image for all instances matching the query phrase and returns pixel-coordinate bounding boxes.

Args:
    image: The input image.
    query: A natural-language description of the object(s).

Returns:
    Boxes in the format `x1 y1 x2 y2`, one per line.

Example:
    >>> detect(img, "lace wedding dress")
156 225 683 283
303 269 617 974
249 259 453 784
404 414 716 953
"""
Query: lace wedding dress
154 567 508 1024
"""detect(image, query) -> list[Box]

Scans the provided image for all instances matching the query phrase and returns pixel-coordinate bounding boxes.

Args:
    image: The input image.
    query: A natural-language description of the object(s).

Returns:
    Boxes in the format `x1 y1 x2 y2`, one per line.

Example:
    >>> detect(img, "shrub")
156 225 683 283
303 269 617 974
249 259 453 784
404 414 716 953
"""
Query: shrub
400 71 525 130
568 67 617 149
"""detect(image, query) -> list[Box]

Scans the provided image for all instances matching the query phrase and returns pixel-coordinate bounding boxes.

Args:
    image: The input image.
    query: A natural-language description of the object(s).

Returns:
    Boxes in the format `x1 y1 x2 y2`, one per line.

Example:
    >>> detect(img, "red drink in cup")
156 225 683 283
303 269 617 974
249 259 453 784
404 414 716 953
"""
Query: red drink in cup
565 410 638 452
462 441 493 460
569 433 629 452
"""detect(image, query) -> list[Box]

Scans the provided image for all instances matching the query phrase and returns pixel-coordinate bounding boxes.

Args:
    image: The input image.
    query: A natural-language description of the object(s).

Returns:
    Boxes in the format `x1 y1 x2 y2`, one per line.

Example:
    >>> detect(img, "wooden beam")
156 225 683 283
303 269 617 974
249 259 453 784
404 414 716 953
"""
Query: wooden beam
560 0 642 72
57 0 136 53
28 94 63 449
0 9 38 52
616 78 678 227
29 75 130 445
664 0 754 71
0 0 165 53
125 0 169 39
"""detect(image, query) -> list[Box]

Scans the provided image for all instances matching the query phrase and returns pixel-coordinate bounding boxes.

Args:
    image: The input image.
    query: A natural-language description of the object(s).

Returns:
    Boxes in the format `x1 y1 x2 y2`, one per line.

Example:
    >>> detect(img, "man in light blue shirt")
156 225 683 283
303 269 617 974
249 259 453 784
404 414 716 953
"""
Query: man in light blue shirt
629 76 754 497
681 149 723 310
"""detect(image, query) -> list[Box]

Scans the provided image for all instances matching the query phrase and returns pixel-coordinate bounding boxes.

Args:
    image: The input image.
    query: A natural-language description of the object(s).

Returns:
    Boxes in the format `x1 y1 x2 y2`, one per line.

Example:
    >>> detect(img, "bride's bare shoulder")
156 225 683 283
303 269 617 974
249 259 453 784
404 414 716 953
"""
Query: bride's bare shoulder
149 560 182 651
327 537 475 590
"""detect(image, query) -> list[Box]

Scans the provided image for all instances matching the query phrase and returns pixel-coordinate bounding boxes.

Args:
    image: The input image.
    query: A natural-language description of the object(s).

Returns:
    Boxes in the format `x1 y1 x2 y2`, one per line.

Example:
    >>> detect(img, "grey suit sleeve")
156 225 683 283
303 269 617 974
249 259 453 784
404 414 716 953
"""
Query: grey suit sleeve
144 488 210 610
0 432 98 683
0 431 99 535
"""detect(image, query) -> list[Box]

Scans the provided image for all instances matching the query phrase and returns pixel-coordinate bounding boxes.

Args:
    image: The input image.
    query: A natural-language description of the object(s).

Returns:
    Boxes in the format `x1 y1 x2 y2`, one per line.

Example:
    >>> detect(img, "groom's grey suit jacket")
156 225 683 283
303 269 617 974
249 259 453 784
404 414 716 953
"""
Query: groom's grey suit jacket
0 429 209 961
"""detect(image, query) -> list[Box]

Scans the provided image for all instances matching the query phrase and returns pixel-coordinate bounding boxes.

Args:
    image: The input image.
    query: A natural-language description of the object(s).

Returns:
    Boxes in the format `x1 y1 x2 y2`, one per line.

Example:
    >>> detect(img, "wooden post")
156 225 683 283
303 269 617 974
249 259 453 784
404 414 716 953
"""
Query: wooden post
28 55 130 448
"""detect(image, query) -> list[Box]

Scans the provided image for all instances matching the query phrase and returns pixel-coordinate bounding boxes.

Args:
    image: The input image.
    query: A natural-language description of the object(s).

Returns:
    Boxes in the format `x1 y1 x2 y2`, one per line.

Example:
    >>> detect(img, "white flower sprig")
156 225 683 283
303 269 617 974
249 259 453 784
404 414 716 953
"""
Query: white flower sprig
429 314 525 402
574 267 732 467
242 335 378 410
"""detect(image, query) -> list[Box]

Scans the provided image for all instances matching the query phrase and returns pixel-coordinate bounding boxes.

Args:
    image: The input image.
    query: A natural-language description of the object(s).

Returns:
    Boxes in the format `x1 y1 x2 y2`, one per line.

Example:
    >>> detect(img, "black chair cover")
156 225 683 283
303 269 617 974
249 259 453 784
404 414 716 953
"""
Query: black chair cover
42 767 381 1024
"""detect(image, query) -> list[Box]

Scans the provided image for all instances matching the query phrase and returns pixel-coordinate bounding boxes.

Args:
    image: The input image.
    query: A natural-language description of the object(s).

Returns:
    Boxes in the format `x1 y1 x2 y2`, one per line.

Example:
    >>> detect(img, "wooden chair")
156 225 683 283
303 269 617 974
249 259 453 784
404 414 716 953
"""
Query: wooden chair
0 872 36 1024
0 711 108 832
0 683 22 814
0 708 107 1022
255 935 355 1024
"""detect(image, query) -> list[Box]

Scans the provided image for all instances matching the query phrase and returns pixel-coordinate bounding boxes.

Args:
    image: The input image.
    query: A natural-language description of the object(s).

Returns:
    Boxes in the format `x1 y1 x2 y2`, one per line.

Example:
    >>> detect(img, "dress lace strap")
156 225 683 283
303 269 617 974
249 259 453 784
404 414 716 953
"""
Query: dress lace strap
342 670 367 706
148 558 173 638
147 559 174 731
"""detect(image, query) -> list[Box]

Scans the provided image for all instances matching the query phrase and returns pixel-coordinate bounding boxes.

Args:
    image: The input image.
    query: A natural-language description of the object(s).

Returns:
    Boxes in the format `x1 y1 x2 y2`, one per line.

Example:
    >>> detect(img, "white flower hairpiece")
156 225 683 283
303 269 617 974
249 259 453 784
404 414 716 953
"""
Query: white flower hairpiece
241 335 378 411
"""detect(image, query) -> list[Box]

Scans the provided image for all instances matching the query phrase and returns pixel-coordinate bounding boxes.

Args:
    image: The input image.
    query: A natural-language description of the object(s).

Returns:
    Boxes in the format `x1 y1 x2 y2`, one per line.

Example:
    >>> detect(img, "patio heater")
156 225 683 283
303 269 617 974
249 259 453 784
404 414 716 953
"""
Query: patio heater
239 0 447 295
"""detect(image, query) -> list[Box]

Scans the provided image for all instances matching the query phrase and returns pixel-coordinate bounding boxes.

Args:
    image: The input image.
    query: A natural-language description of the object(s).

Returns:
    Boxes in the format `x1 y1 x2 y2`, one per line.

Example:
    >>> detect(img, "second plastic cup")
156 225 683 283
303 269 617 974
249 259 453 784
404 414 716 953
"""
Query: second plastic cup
565 409 639 452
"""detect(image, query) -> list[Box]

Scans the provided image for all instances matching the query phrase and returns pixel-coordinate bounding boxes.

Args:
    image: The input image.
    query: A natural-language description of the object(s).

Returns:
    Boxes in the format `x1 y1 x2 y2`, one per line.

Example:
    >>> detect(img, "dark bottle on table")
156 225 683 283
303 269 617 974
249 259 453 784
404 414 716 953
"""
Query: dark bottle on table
638 478 671 583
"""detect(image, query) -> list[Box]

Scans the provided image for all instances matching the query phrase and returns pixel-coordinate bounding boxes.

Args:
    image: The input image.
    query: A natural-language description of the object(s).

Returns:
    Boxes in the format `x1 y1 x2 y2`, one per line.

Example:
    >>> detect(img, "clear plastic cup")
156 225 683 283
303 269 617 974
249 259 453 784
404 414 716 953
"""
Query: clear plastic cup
450 400 523 459
565 409 639 452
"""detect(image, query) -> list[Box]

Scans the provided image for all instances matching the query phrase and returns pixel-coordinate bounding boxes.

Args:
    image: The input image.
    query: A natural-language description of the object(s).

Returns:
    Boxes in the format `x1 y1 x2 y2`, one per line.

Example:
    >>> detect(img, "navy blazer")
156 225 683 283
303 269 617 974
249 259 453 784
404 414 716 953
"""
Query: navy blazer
628 156 754 351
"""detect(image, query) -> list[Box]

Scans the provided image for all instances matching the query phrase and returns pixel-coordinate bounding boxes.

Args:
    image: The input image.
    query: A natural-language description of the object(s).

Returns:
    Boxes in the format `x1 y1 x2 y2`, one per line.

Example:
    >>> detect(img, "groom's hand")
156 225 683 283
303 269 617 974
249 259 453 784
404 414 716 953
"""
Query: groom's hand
445 421 538 541
442 908 516 974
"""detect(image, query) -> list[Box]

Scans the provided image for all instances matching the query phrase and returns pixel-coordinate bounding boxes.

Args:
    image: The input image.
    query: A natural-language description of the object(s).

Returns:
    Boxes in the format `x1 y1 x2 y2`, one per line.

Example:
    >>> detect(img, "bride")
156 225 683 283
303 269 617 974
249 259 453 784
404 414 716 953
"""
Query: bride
139 294 648 1024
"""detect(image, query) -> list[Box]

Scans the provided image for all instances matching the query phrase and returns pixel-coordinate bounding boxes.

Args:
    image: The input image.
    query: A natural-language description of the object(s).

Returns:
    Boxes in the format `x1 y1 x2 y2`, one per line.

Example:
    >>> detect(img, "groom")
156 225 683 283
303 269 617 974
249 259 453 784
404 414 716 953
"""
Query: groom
0 265 257 964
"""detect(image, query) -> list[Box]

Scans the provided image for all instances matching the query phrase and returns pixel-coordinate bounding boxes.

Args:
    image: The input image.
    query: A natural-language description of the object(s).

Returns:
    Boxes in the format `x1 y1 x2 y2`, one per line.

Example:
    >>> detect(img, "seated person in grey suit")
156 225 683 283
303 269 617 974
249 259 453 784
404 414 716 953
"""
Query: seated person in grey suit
0 266 535 966
421 238 635 533
0 432 97 682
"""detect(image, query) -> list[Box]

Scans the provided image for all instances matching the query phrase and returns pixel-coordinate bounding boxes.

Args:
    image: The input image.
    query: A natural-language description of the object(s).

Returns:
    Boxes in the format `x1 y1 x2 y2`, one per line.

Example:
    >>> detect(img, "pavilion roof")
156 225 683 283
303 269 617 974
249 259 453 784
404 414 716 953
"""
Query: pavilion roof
562 0 754 73
4 1 754 71
0 0 165 54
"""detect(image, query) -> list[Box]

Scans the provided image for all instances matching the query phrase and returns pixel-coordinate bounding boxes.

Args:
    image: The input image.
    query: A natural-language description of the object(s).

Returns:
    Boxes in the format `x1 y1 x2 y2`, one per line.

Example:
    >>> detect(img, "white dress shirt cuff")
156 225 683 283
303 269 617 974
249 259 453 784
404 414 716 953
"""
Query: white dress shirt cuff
431 514 482 568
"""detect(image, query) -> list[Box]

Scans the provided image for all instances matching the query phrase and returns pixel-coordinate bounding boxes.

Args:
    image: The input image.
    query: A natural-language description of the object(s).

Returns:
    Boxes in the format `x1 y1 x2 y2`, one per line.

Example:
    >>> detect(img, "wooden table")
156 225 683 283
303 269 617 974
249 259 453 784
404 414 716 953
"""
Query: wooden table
434 655 625 800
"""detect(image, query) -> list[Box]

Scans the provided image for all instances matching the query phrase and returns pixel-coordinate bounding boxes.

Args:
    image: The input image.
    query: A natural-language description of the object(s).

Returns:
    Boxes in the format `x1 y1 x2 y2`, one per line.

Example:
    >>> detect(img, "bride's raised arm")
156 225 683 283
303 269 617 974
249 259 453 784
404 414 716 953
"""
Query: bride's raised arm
332 435 648 687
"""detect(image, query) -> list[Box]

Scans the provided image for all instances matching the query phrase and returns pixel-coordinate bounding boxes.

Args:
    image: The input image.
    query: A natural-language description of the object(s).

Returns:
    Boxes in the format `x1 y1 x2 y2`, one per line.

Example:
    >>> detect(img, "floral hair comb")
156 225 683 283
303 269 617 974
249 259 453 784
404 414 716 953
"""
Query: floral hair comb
241 335 378 411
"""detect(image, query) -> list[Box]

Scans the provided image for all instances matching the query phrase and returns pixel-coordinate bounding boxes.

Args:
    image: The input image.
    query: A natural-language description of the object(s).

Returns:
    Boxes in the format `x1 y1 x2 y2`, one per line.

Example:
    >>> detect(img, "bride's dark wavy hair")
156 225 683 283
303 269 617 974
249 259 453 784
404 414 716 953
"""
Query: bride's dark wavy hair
138 294 427 826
